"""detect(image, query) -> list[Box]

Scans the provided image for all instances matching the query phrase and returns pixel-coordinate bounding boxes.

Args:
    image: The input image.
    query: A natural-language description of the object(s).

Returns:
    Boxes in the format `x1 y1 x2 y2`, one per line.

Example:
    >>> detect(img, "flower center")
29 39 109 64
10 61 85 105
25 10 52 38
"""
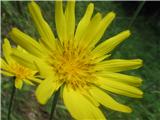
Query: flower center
48 44 96 89
9 63 34 79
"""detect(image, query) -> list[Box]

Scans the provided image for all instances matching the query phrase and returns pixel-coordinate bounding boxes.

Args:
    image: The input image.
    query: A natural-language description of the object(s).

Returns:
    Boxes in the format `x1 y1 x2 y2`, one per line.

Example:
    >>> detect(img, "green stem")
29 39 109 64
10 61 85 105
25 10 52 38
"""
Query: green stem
128 1 146 28
49 88 60 120
7 77 16 120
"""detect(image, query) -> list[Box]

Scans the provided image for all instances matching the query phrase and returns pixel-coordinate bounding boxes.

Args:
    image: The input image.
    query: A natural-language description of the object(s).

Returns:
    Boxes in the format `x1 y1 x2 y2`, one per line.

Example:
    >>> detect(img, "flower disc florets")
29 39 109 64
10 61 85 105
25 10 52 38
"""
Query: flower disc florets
48 43 95 89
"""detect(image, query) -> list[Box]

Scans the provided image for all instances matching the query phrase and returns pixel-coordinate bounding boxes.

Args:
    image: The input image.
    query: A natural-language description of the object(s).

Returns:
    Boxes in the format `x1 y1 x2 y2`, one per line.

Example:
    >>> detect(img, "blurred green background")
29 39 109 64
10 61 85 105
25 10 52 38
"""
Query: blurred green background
1 1 160 120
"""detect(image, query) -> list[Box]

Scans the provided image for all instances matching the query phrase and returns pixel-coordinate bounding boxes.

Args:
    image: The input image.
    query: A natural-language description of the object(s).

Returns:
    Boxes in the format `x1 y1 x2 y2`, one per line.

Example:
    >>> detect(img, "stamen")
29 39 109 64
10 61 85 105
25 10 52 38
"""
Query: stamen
48 42 96 89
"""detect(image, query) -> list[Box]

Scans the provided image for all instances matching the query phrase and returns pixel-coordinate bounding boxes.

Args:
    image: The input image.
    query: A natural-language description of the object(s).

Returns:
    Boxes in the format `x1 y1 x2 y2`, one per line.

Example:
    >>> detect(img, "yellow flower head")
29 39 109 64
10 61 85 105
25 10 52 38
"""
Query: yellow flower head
1 39 42 89
9 1 143 119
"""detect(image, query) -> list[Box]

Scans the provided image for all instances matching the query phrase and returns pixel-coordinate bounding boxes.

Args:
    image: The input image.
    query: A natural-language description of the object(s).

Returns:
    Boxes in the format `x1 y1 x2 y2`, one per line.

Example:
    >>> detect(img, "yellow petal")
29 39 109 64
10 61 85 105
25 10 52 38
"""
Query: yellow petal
97 76 143 98
0 57 8 70
35 77 60 104
63 86 106 120
79 12 102 50
38 39 51 55
74 3 94 47
28 1 56 50
80 89 100 107
9 28 42 57
17 45 26 52
11 48 38 70
2 38 14 64
95 59 143 72
0 70 14 76
15 78 23 89
34 59 54 78
91 54 111 64
28 77 42 84
96 72 142 87
55 1 67 44
90 86 132 113
90 12 116 47
91 30 131 58
23 79 35 86
65 1 75 41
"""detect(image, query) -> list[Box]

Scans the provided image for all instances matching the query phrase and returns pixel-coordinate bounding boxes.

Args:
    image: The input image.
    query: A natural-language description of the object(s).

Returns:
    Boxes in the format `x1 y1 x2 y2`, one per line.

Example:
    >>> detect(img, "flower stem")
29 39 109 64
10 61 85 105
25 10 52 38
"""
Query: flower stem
7 77 16 120
128 1 146 28
49 88 60 120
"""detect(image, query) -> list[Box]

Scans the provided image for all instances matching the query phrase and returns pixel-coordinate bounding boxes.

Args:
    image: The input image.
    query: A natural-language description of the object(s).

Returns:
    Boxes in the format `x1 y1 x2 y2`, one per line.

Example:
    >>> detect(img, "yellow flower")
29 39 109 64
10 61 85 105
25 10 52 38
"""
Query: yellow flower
0 38 42 89
9 1 143 119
